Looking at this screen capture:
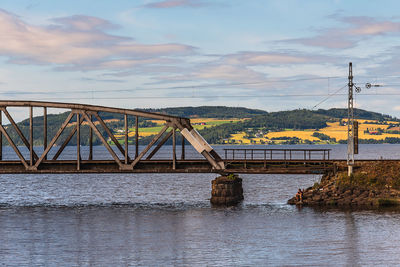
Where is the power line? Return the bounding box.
[0,76,344,95]
[312,84,347,109]
[0,94,351,100]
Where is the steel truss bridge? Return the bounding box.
[0,101,334,174]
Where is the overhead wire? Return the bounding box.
[4,75,400,101]
[311,84,347,109]
[0,76,344,96]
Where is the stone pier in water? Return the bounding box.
[210,175,244,206]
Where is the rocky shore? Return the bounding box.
[288,161,400,207]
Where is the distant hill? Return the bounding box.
[141,106,267,118]
[314,108,397,122]
[3,106,399,146]
[198,109,331,144]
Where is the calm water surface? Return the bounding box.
[1,144,400,266]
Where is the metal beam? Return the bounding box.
[0,124,29,169]
[135,115,139,158]
[34,112,74,169]
[181,132,185,160]
[0,101,226,173]
[52,115,84,160]
[0,110,2,161]
[131,125,169,168]
[1,107,39,161]
[146,130,172,160]
[0,100,187,121]
[81,111,124,169]
[89,114,93,160]
[124,114,128,164]
[77,113,80,171]
[43,107,47,160]
[30,106,33,166]
[92,112,129,161]
[172,128,176,170]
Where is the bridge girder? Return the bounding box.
[0,100,224,173]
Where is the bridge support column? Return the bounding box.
[210,174,243,206]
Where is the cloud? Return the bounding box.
[0,9,195,71]
[221,51,333,65]
[143,0,208,9]
[51,15,119,32]
[152,49,339,86]
[194,64,266,82]
[286,15,400,49]
[79,77,126,83]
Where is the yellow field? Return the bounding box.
[266,131,319,141]
[356,119,398,125]
[226,119,400,144]
[115,132,155,139]
[230,133,252,144]
[321,121,396,141]
[113,117,400,143]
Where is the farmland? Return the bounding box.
[113,113,400,145]
[227,119,400,145]
[114,118,244,141]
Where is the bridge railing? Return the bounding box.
[223,148,331,161]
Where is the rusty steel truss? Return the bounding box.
[0,101,337,174]
[0,101,225,174]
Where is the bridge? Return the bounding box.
[0,101,334,174]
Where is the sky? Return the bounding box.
[2,0,400,120]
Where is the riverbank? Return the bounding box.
[288,161,400,207]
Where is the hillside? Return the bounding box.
[2,106,400,146]
[141,106,267,118]
[315,108,397,122]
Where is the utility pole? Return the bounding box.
[347,62,354,176]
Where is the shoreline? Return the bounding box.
[288,161,400,208]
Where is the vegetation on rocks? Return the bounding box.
[288,161,400,208]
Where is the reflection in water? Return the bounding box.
[344,212,360,267]
[2,206,400,266]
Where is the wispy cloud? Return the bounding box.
[0,9,195,71]
[286,15,400,49]
[153,50,340,86]
[143,0,209,9]
[79,77,126,83]
[221,51,334,65]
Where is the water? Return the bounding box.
[1,144,400,266]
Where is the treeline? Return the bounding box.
[338,138,400,144]
[315,108,397,122]
[141,106,267,118]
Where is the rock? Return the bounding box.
[360,191,369,198]
[343,190,352,197]
[312,195,321,202]
[288,164,400,209]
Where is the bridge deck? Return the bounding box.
[0,159,335,174]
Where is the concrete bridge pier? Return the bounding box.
[210,174,244,206]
